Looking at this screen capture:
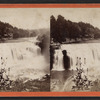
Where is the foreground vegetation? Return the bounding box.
[0,75,50,92]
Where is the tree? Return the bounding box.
[50,15,57,42]
[56,15,66,43]
[70,23,81,41]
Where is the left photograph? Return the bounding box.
[0,8,50,92]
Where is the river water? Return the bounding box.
[0,37,49,80]
[51,43,100,91]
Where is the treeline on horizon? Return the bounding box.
[51,15,100,43]
[0,21,49,41]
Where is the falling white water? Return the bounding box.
[52,49,65,71]
[61,43,100,70]
[52,43,100,78]
[0,37,49,80]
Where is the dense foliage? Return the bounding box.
[0,21,45,41]
[51,15,100,43]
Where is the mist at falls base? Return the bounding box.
[0,37,49,81]
[52,43,100,80]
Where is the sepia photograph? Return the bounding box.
[0,8,50,92]
[50,8,100,92]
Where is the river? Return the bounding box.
[0,37,49,80]
[51,43,100,91]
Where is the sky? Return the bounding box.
[0,8,100,29]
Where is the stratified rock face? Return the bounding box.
[0,37,49,80]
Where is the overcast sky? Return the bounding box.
[0,8,100,29]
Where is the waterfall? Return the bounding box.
[52,49,65,71]
[52,43,100,76]
[0,37,48,80]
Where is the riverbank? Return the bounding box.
[51,38,100,46]
[0,75,50,92]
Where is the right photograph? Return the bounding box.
[50,8,100,92]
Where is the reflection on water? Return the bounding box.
[51,70,75,91]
